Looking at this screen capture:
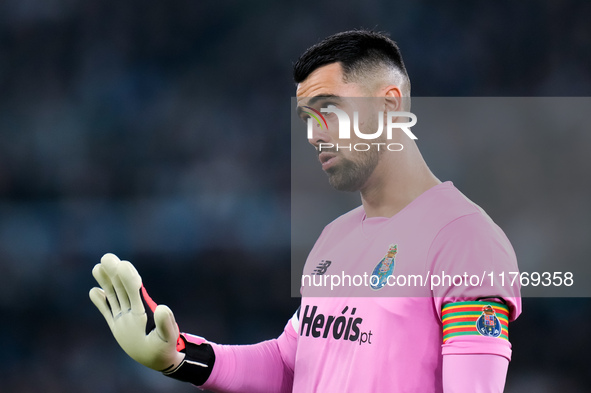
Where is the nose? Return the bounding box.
[308,120,331,149]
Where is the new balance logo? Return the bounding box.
[312,260,332,275]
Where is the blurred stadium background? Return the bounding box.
[0,0,590,392]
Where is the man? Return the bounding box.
[90,30,521,392]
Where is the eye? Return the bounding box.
[299,114,312,124]
[320,103,340,116]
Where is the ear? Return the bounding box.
[382,85,402,112]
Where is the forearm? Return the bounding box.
[164,322,296,393]
[199,338,294,393]
[442,354,508,393]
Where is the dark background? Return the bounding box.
[0,1,589,392]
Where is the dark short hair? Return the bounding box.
[293,29,409,85]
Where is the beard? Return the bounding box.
[325,147,381,192]
[323,111,386,191]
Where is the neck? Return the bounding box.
[360,142,440,218]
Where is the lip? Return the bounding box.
[318,152,337,170]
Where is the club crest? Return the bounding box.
[370,244,397,290]
[476,305,502,338]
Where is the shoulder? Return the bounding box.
[427,181,482,218]
[427,182,505,238]
[427,183,517,275]
[389,182,497,243]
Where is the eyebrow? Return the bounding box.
[296,94,341,117]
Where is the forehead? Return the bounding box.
[296,63,363,106]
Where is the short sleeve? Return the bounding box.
[428,212,522,360]
[429,212,522,322]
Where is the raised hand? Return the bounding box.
[89,253,185,372]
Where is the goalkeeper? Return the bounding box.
[91,30,521,392]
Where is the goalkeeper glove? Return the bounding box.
[89,253,215,385]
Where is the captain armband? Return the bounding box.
[441,301,509,343]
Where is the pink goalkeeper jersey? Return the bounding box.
[289,181,521,392]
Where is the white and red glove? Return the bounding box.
[90,253,215,385]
